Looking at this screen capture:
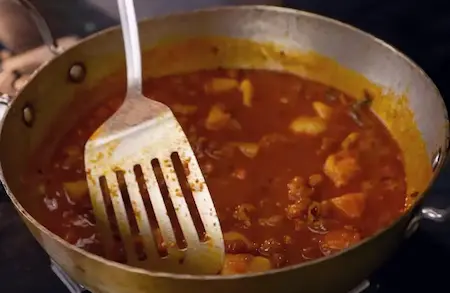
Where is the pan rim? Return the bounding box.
[1,4,448,281]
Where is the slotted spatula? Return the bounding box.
[84,0,224,274]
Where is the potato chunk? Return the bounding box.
[248,256,272,272]
[308,174,323,187]
[312,101,333,120]
[323,151,360,187]
[289,116,326,135]
[171,103,198,115]
[330,192,367,219]
[63,180,88,202]
[320,229,360,256]
[221,254,272,275]
[205,104,231,131]
[204,78,239,94]
[341,132,360,150]
[239,79,254,107]
[235,142,259,158]
[224,231,253,253]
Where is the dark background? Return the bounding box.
[286,0,450,108]
[1,0,450,292]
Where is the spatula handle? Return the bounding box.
[117,0,142,95]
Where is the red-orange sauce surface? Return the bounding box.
[24,69,406,275]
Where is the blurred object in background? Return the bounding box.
[0,36,78,98]
[283,0,450,106]
[0,0,43,53]
[0,0,282,53]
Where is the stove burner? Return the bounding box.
[51,259,372,293]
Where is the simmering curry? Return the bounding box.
[24,68,407,275]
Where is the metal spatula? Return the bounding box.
[84,0,224,274]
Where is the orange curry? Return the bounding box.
[24,69,406,275]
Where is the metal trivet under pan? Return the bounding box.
[51,259,372,293]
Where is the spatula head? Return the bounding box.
[84,95,224,274]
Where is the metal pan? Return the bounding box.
[0,5,449,293]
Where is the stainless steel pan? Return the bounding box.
[0,5,449,293]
